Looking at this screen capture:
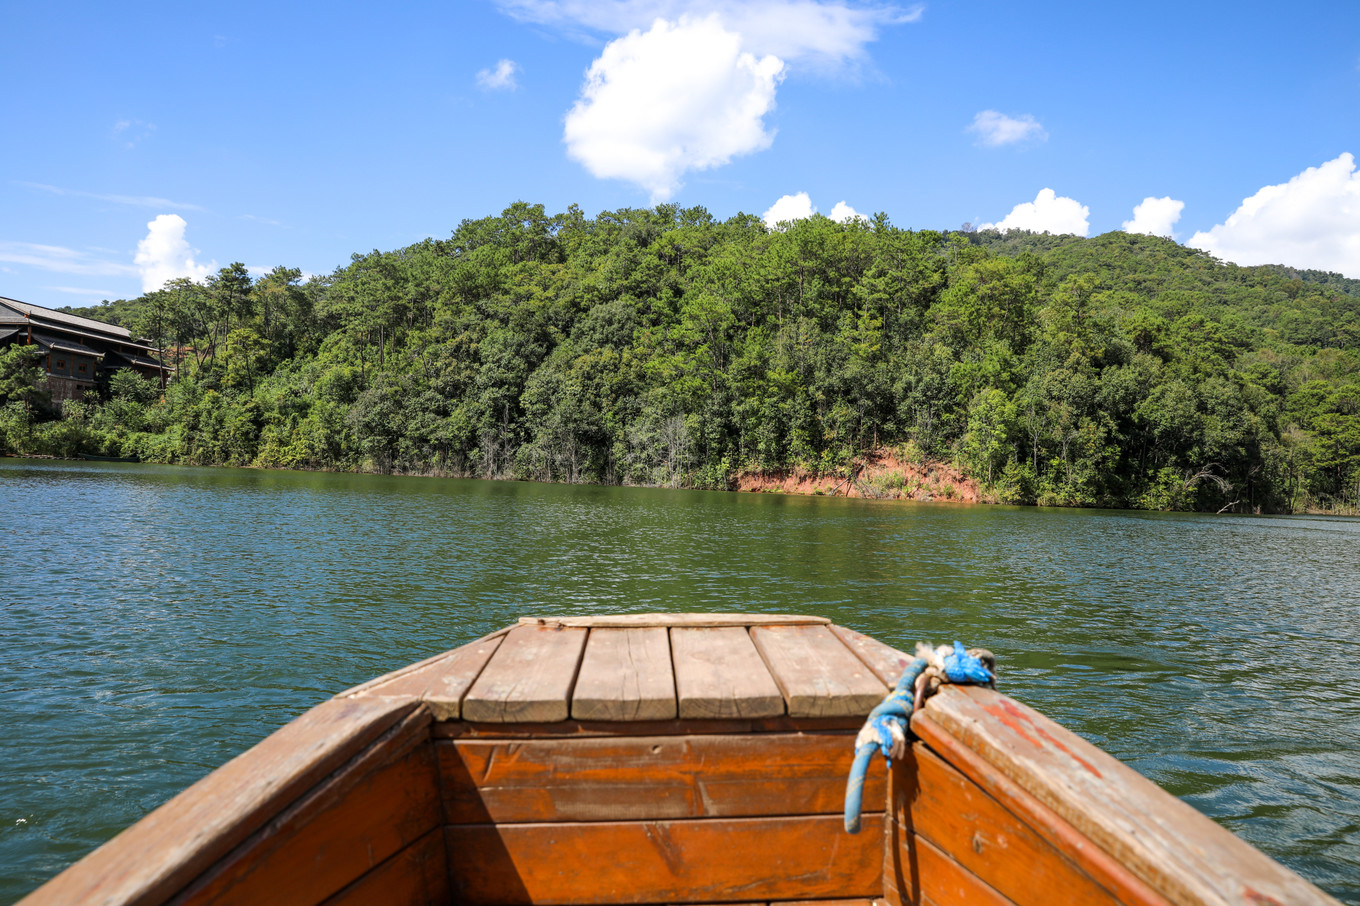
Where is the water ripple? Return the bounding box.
[1,461,1357,903]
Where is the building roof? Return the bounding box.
[31,332,104,358]
[104,348,167,370]
[0,296,133,341]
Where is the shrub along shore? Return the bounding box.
[2,203,1357,513]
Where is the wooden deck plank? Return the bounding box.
[921,685,1341,906]
[521,613,829,628]
[444,814,885,905]
[20,696,420,906]
[752,624,888,717]
[462,624,588,723]
[828,625,915,687]
[319,827,449,906]
[345,633,505,719]
[172,710,440,906]
[896,743,1126,906]
[571,627,677,721]
[671,626,785,719]
[439,732,884,823]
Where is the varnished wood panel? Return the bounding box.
[171,711,441,906]
[463,624,588,723]
[439,732,883,823]
[20,696,420,906]
[921,686,1340,906]
[912,834,1016,906]
[521,613,830,628]
[445,814,885,905]
[346,633,505,719]
[752,624,887,717]
[433,714,862,739]
[828,625,914,687]
[320,827,449,906]
[896,744,1122,906]
[911,713,1170,906]
[671,626,784,719]
[572,627,676,721]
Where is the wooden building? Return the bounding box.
[0,296,170,402]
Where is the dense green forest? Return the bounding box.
[3,202,1359,513]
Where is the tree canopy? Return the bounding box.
[26,204,1359,514]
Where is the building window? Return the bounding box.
[77,363,87,373]
[55,359,66,369]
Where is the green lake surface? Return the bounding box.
[2,458,1358,903]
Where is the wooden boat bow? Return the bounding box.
[20,613,1340,906]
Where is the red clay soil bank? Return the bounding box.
[733,450,982,503]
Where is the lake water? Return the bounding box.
[2,459,1358,903]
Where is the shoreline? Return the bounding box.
[8,452,1358,516]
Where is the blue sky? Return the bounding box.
[4,0,1359,306]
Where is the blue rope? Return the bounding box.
[843,642,993,833]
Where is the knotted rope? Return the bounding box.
[843,641,996,833]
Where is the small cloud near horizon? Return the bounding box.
[979,187,1089,236]
[134,214,216,293]
[1122,196,1184,239]
[762,193,866,228]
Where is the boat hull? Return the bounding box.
[20,615,1340,906]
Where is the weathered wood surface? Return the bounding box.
[922,685,1341,906]
[20,696,420,906]
[671,626,785,719]
[828,625,914,687]
[752,625,888,717]
[462,624,588,723]
[445,814,885,905]
[439,732,882,823]
[912,711,1170,906]
[910,835,1016,906]
[345,633,505,719]
[571,627,676,721]
[172,710,440,905]
[433,714,865,739]
[520,613,830,628]
[894,743,1125,906]
[319,828,449,906]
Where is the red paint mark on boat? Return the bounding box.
[1033,722,1103,778]
[1242,888,1283,905]
[989,699,1103,778]
[986,700,1042,747]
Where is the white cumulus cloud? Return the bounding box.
[564,16,784,201]
[134,214,215,293]
[494,1,914,68]
[763,191,815,227]
[829,201,865,222]
[980,188,1090,236]
[1122,196,1184,238]
[967,110,1047,148]
[1188,153,1360,278]
[477,59,521,90]
[762,194,865,228]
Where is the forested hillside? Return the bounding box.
[5,203,1359,513]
